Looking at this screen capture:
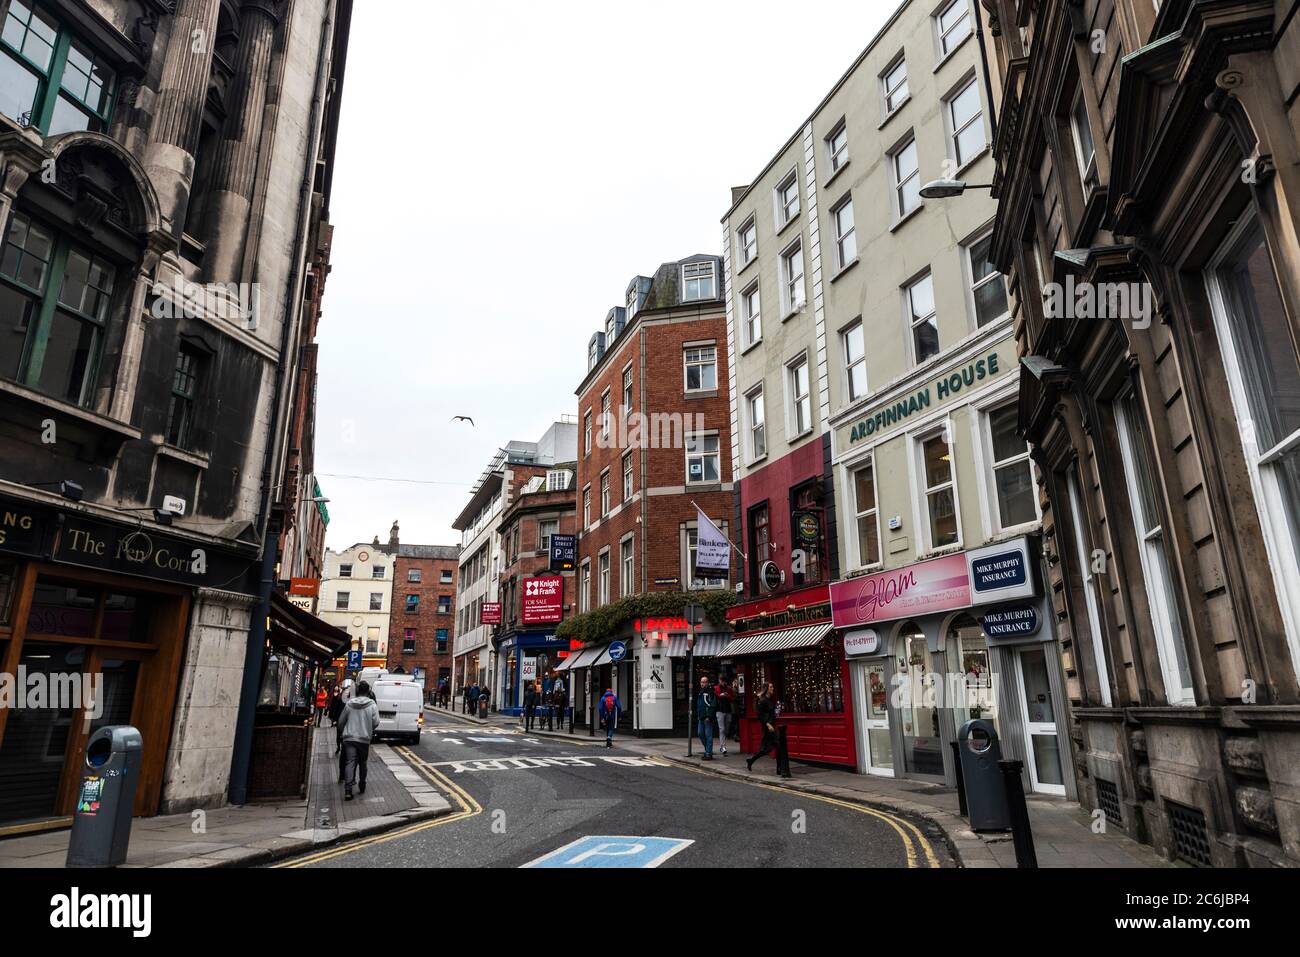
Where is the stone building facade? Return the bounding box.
[985,0,1300,866]
[0,0,352,820]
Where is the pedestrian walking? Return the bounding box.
[552,677,567,728]
[468,681,480,717]
[337,680,379,800]
[696,675,717,760]
[747,683,779,772]
[314,685,330,727]
[523,681,536,730]
[713,675,734,755]
[461,682,470,714]
[598,687,621,747]
[730,677,743,742]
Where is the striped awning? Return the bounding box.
[660,634,731,658]
[719,623,833,657]
[557,645,602,671]
[591,646,613,667]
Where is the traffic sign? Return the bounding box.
[346,649,362,671]
[608,640,627,662]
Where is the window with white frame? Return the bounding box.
[600,390,611,438]
[789,357,811,436]
[936,0,972,57]
[538,518,558,551]
[882,56,908,115]
[1114,389,1194,705]
[408,568,422,582]
[967,233,1009,326]
[626,285,638,318]
[742,281,761,346]
[546,469,570,492]
[622,451,634,500]
[583,410,592,455]
[842,320,868,402]
[1066,470,1112,706]
[853,458,881,567]
[775,169,800,226]
[686,432,721,483]
[682,260,715,301]
[598,549,610,606]
[947,77,984,168]
[620,536,634,597]
[986,403,1037,529]
[1071,88,1098,192]
[580,562,591,613]
[600,469,610,515]
[684,345,717,392]
[582,486,591,528]
[920,430,959,549]
[747,386,767,461]
[686,525,728,588]
[1205,213,1300,672]
[827,121,849,173]
[338,563,352,578]
[780,240,805,315]
[906,273,940,364]
[370,592,383,611]
[892,136,920,218]
[832,196,857,270]
[622,366,633,412]
[737,217,757,267]
[335,591,349,611]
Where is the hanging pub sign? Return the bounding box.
[759,560,785,594]
[980,603,1042,641]
[793,510,821,547]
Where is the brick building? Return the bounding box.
[494,465,577,714]
[387,543,458,696]
[563,255,738,734]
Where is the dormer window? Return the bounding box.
[626,286,638,318]
[682,261,715,301]
[1,2,116,135]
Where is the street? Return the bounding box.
[281,709,952,868]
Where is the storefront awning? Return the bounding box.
[269,591,351,663]
[558,644,603,671]
[660,634,730,658]
[591,646,613,667]
[719,623,833,657]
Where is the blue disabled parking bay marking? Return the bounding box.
[522,836,694,869]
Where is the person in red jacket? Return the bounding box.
[314,686,330,727]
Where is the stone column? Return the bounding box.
[142,0,222,236]
[203,0,281,282]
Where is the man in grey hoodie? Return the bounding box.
[337,680,380,800]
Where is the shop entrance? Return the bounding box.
[895,623,944,778]
[1017,645,1066,795]
[854,660,894,776]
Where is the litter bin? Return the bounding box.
[956,719,1011,831]
[478,696,490,718]
[66,725,143,868]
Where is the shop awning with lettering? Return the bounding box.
[719,623,833,657]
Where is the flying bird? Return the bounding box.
[450,415,475,426]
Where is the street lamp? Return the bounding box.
[918,178,994,199]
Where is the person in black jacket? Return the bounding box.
[747,682,779,772]
[523,681,538,731]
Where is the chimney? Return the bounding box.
[389,520,400,546]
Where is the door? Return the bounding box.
[857,660,894,776]
[896,624,943,777]
[1016,645,1066,795]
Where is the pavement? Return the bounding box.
[502,712,1176,868]
[0,725,452,868]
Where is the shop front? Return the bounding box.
[499,631,568,716]
[722,585,856,769]
[831,536,1074,796]
[0,492,259,828]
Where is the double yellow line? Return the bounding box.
[274,747,481,868]
[673,762,942,868]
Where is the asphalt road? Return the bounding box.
[286,709,952,868]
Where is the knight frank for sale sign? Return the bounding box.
[522,575,564,624]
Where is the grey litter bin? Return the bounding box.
[956,719,1011,832]
[66,725,143,868]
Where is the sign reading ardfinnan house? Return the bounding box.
[835,335,1017,449]
[0,493,256,591]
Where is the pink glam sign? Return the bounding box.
[830,553,971,627]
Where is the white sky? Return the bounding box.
[317,0,898,552]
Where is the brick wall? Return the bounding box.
[387,556,458,688]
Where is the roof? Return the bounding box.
[397,544,460,561]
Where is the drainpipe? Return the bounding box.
[229,0,337,805]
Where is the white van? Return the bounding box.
[372,676,424,744]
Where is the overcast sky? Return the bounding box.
[316,0,897,552]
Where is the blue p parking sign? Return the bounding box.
[522,836,694,868]
[346,650,362,671]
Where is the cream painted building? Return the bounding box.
[723,0,1070,796]
[319,535,397,662]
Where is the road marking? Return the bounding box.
[422,755,670,773]
[522,835,694,869]
[275,747,481,868]
[672,762,941,869]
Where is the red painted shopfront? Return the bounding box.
[725,584,856,769]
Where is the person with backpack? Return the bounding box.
[598,687,621,747]
[747,682,780,772]
[713,675,735,756]
[468,681,480,718]
[337,680,380,800]
[696,675,717,760]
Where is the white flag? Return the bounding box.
[695,507,731,571]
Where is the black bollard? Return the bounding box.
[776,726,792,778]
[951,740,968,818]
[998,759,1038,868]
